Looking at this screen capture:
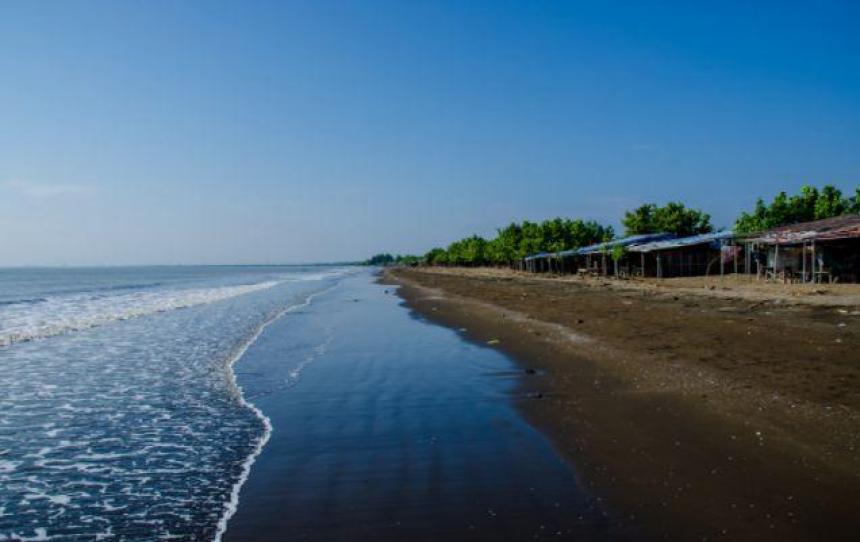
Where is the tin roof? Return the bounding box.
[524,232,676,260]
[628,230,734,253]
[566,232,676,256]
[741,214,860,245]
[523,251,553,262]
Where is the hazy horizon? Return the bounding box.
[2,0,858,266]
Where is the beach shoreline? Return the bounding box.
[384,266,860,540]
[224,271,620,541]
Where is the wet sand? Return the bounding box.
[387,267,860,541]
[224,272,626,541]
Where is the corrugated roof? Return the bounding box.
[525,233,676,260]
[568,232,676,256]
[742,214,860,245]
[523,251,553,261]
[628,230,734,253]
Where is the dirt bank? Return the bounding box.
[384,267,860,541]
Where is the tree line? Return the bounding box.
[363,253,422,266]
[734,185,860,233]
[425,219,614,266]
[366,184,859,267]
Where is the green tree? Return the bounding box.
[735,184,857,233]
[365,253,395,266]
[540,218,568,253]
[788,185,818,222]
[395,254,422,266]
[492,223,523,264]
[735,198,770,233]
[567,219,614,249]
[621,204,656,236]
[623,202,712,236]
[422,217,614,267]
[850,188,860,214]
[815,185,846,219]
[425,247,448,265]
[519,221,544,257]
[461,235,488,265]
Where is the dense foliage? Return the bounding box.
[364,253,395,265]
[424,218,613,267]
[622,202,713,237]
[368,184,859,268]
[364,253,422,266]
[734,185,860,234]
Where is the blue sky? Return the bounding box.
[1,0,858,265]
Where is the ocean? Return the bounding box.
[0,266,350,541]
[0,267,609,541]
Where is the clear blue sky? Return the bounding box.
[1,0,858,265]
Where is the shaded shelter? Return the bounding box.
[522,252,555,273]
[521,233,676,276]
[629,231,736,278]
[740,214,860,283]
[568,233,676,276]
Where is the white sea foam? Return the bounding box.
[0,267,353,540]
[213,283,339,542]
[0,281,279,347]
[285,331,333,388]
[290,269,352,282]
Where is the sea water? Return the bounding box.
[0,266,350,541]
[225,272,613,541]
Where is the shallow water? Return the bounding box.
[0,267,613,541]
[225,272,612,541]
[0,266,348,541]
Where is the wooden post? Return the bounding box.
[774,244,780,283]
[720,244,725,277]
[641,252,645,277]
[733,243,738,275]
[811,241,816,283]
[802,242,807,283]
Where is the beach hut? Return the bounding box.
[566,232,676,277]
[523,252,554,273]
[522,233,676,275]
[739,214,860,283]
[628,231,736,278]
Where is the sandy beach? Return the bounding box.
[386,267,860,541]
[224,271,623,541]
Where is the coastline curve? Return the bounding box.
[213,282,341,542]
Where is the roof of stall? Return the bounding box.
[523,232,677,261]
[523,251,553,262]
[564,232,676,256]
[741,214,860,245]
[628,230,734,253]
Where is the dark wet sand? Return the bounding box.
[224,272,629,541]
[387,267,860,541]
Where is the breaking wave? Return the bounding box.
[0,281,280,347]
[0,267,350,541]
